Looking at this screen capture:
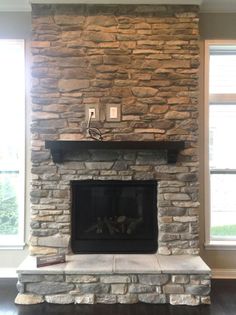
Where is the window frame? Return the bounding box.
[0,39,26,249]
[204,40,236,250]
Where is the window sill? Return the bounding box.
[0,243,25,250]
[205,241,236,250]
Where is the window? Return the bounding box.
[205,41,236,246]
[0,40,25,248]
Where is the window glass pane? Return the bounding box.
[210,51,236,94]
[211,174,236,239]
[209,104,236,169]
[0,40,25,244]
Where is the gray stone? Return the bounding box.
[170,294,200,306]
[19,275,44,283]
[138,275,169,286]
[185,285,211,296]
[75,294,95,304]
[160,223,189,233]
[38,235,70,248]
[117,294,138,304]
[16,281,25,293]
[111,284,127,295]
[85,162,114,170]
[100,276,130,284]
[78,283,110,294]
[58,79,90,92]
[164,193,191,201]
[66,275,98,283]
[201,296,211,304]
[172,275,189,284]
[26,282,74,295]
[177,173,198,182]
[129,284,155,294]
[138,293,166,304]
[45,294,74,304]
[96,294,117,304]
[31,151,50,162]
[132,87,157,98]
[163,285,184,294]
[44,275,64,282]
[15,293,44,305]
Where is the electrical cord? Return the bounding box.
[86,112,103,141]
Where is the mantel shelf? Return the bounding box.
[45,140,185,164]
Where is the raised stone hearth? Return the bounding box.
[16,254,211,305]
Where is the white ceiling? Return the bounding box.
[0,0,236,13]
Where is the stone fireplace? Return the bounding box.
[16,3,211,306]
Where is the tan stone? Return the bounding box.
[132,87,157,98]
[58,79,90,92]
[150,105,169,114]
[15,294,44,305]
[86,15,117,27]
[31,41,50,48]
[134,128,165,134]
[59,134,84,140]
[29,245,58,256]
[165,111,190,120]
[32,112,59,120]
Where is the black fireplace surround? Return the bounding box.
[71,180,158,254]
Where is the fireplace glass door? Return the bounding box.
[71,180,157,253]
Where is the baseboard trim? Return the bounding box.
[0,268,17,278]
[212,268,236,279]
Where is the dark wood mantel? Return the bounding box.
[45,140,185,164]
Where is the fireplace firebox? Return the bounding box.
[71,180,158,253]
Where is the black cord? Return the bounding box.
[86,112,103,141]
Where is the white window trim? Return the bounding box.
[204,40,236,250]
[0,39,26,249]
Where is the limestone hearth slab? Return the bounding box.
[114,254,161,273]
[65,254,114,274]
[17,256,65,275]
[158,255,211,274]
[17,254,210,276]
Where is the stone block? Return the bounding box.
[66,275,98,283]
[85,162,114,170]
[138,293,166,304]
[111,284,127,295]
[45,294,74,304]
[15,293,44,305]
[38,234,70,248]
[75,294,95,304]
[117,294,138,304]
[100,276,131,284]
[185,285,211,296]
[58,79,90,92]
[129,284,155,294]
[96,294,117,304]
[26,282,74,295]
[44,275,64,282]
[78,283,110,294]
[172,275,189,284]
[170,294,200,306]
[138,275,169,286]
[132,87,157,98]
[163,284,184,294]
[19,275,44,283]
[16,281,25,293]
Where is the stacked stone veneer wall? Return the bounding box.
[30,4,200,256]
[16,273,210,305]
